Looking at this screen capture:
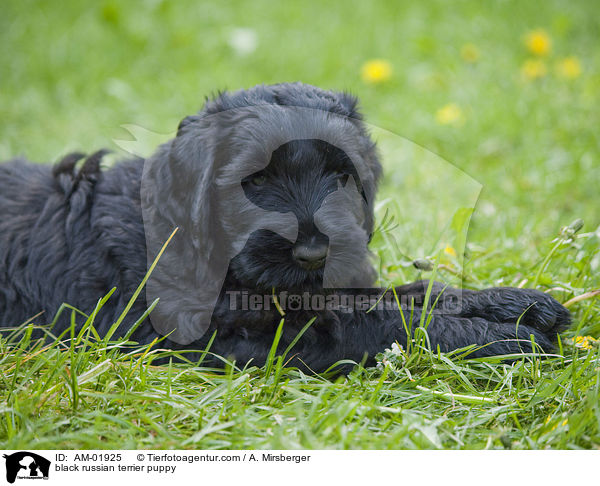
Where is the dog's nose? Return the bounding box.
[292,242,328,270]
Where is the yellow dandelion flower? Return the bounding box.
[550,419,568,431]
[444,245,457,257]
[524,29,552,56]
[361,59,392,84]
[460,43,480,63]
[573,335,597,350]
[435,103,463,126]
[556,56,582,79]
[521,59,547,80]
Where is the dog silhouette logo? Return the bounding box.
[3,452,51,483]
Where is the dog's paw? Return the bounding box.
[518,289,571,333]
[472,287,571,333]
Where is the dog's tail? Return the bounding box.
[52,150,109,194]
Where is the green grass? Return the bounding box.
[1,0,599,449]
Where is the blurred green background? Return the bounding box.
[1,0,600,451]
[1,0,598,272]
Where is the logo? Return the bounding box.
[3,452,51,483]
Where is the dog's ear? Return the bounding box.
[176,115,202,136]
[361,145,380,240]
[141,115,229,345]
[337,92,362,119]
[340,135,379,242]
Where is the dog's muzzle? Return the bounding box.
[292,241,328,270]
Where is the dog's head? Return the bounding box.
[142,83,382,343]
[230,137,378,291]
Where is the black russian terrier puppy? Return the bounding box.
[0,83,570,371]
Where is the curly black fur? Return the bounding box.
[0,82,571,372]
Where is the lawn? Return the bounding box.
[0,0,599,449]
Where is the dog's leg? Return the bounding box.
[448,287,571,333]
[205,285,569,372]
[336,305,559,366]
[394,280,570,334]
[396,309,558,357]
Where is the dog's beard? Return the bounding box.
[228,228,375,292]
[228,230,373,292]
[229,230,327,291]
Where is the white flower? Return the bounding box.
[228,28,258,55]
[390,342,404,355]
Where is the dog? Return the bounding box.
[0,82,570,372]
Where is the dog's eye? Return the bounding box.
[334,172,350,185]
[333,170,349,181]
[251,175,267,186]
